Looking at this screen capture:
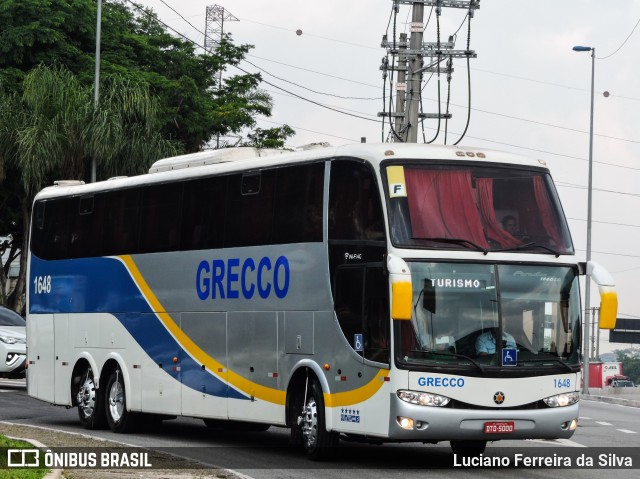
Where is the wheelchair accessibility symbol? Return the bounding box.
[354,334,363,352]
[502,348,517,366]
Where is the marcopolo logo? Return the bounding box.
[196,255,290,300]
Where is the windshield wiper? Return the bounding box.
[495,242,560,258]
[411,237,489,255]
[518,357,574,372]
[410,349,486,373]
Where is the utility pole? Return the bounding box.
[405,2,425,143]
[205,5,239,148]
[379,1,480,143]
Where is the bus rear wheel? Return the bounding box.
[104,368,138,433]
[300,378,338,460]
[76,365,105,429]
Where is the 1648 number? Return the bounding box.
[33,275,52,294]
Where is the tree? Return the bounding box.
[614,349,640,385]
[243,125,296,149]
[0,0,286,152]
[0,64,177,311]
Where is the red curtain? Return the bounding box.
[476,178,521,248]
[405,169,489,248]
[533,176,563,247]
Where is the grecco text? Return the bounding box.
[418,376,465,387]
[197,256,290,300]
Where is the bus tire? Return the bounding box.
[76,365,106,430]
[300,378,338,460]
[104,368,138,433]
[450,440,487,456]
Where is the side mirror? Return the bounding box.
[586,261,618,329]
[387,254,412,320]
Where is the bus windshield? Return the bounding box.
[385,163,574,254]
[396,262,581,370]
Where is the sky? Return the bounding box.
[133,0,640,355]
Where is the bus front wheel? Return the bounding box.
[104,368,138,433]
[299,378,338,460]
[76,365,105,429]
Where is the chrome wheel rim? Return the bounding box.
[301,395,319,448]
[108,379,124,422]
[77,373,96,418]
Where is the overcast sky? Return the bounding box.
[134,0,640,355]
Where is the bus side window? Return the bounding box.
[333,267,364,354]
[69,195,104,258]
[103,189,141,255]
[139,183,183,253]
[329,160,385,241]
[364,266,390,363]
[333,265,390,364]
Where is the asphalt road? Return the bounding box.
[1,379,639,479]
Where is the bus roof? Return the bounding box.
[35,143,549,201]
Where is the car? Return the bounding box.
[611,379,636,388]
[0,305,26,379]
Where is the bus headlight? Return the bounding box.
[543,392,579,407]
[397,390,451,407]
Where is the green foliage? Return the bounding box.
[243,125,296,149]
[0,0,280,309]
[0,435,49,478]
[613,348,640,384]
[0,64,177,310]
[0,0,276,151]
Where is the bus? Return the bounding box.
[26,143,618,459]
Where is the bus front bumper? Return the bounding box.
[388,394,579,441]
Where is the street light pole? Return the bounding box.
[92,0,102,183]
[573,45,595,394]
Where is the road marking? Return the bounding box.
[529,438,587,447]
[616,429,637,434]
[596,421,613,426]
[579,416,592,420]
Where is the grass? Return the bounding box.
[0,435,50,479]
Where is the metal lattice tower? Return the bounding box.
[204,4,239,53]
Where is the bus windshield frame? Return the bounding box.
[383,161,574,255]
[395,261,582,374]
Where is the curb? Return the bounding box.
[581,394,640,408]
[6,436,62,479]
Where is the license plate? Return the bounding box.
[484,421,515,434]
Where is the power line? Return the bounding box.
[567,217,640,229]
[130,1,640,177]
[598,15,640,60]
[556,181,640,199]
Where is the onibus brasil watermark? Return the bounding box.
[6,449,152,469]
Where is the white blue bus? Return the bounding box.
[26,143,617,459]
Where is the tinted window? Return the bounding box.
[273,163,324,244]
[329,160,384,241]
[139,183,183,253]
[181,175,227,250]
[225,170,276,247]
[103,188,141,255]
[30,162,326,260]
[68,195,104,258]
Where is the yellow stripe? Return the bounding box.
[325,369,389,407]
[120,255,388,407]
